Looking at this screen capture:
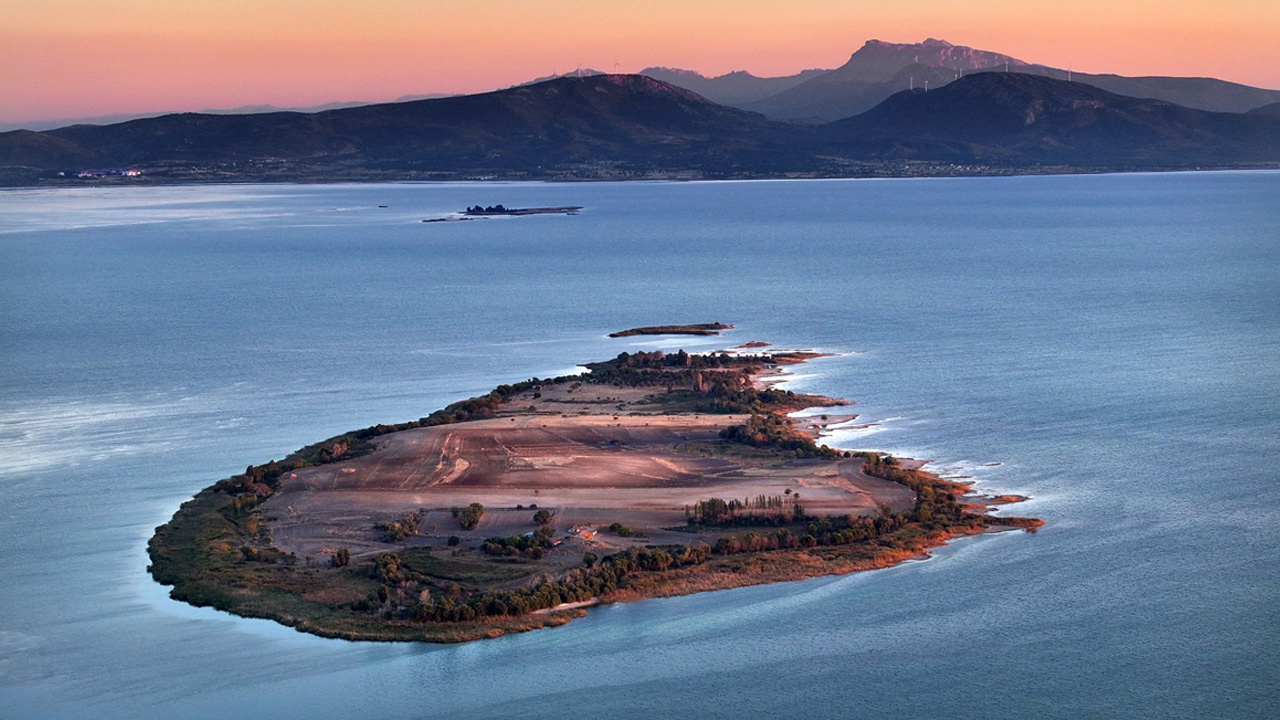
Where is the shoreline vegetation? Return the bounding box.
[148,337,1042,643]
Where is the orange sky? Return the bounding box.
[2,0,1277,126]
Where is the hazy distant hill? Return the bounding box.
[1004,68,1280,115]
[741,39,1027,119]
[0,97,456,134]
[0,129,100,166]
[818,72,1280,165]
[638,67,829,106]
[1246,101,1280,117]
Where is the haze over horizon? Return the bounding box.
[3,0,1278,127]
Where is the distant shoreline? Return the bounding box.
[11,163,1280,190]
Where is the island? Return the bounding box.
[148,343,1041,643]
[422,205,582,222]
[608,322,733,337]
[463,204,582,216]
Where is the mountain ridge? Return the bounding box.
[3,72,1278,186]
[638,67,830,106]
[818,72,1280,165]
[1,75,812,183]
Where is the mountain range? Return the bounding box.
[651,39,1280,120]
[2,39,1278,186]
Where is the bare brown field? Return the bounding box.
[265,405,914,562]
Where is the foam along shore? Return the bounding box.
[148,342,1041,643]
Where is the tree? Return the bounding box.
[458,503,484,530]
[330,547,350,567]
[373,553,402,583]
[533,509,555,526]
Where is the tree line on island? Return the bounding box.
[323,452,1006,625]
[184,443,1028,630]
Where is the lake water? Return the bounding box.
[1,173,1277,719]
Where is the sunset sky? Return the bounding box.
[3,0,1278,126]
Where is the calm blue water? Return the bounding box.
[1,174,1277,719]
